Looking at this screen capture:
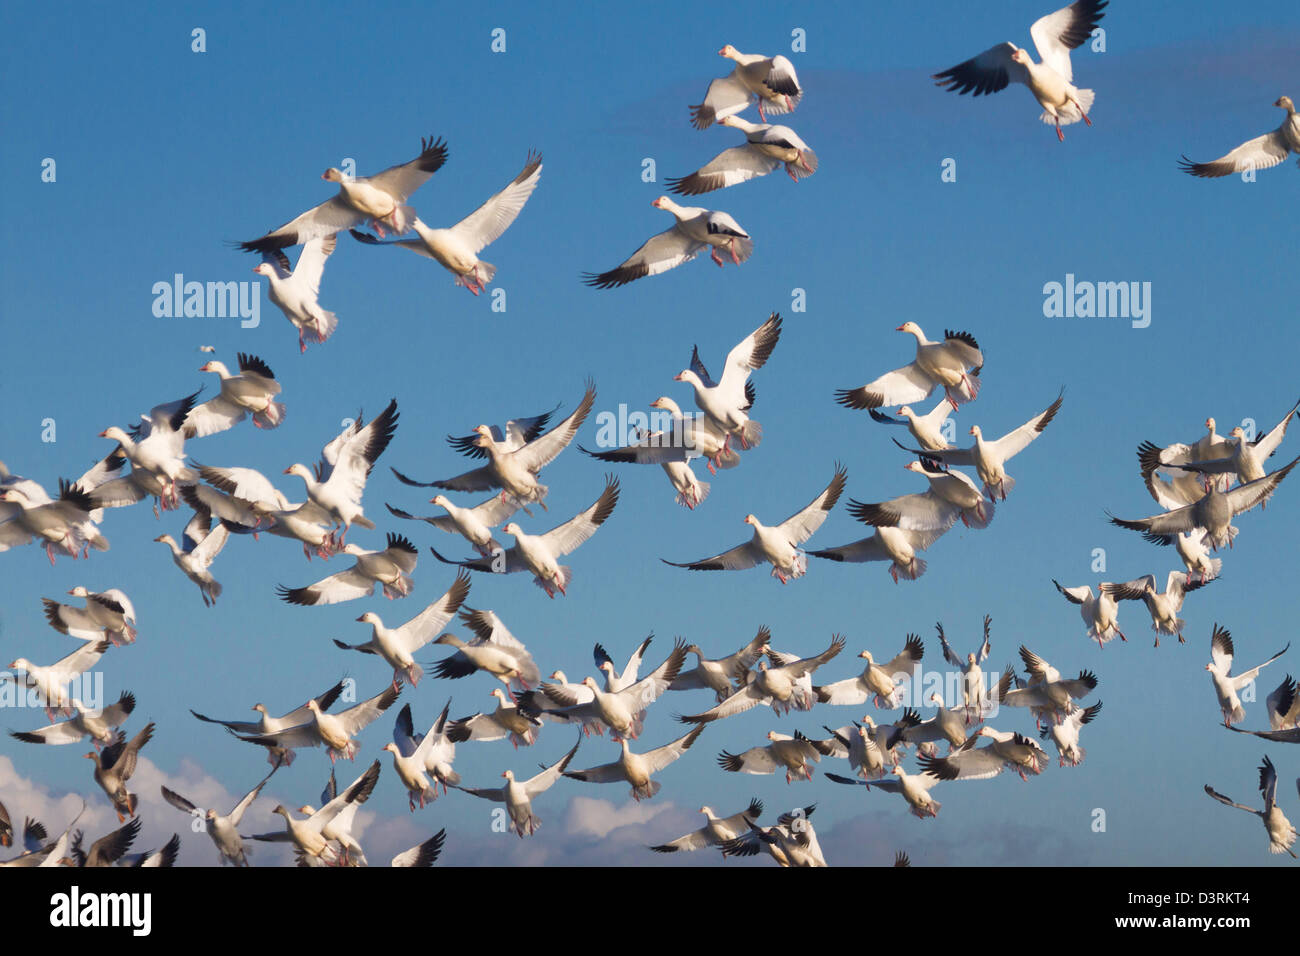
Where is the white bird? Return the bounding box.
[812,720,892,780]
[649,798,764,856]
[153,508,230,607]
[681,636,845,723]
[827,765,944,819]
[237,684,402,764]
[1180,97,1300,178]
[669,627,771,701]
[1204,756,1297,858]
[895,391,1065,501]
[428,606,540,690]
[809,521,955,584]
[814,635,925,709]
[283,398,399,550]
[664,463,845,584]
[249,761,381,867]
[868,398,959,452]
[293,769,373,867]
[189,679,347,768]
[581,395,742,475]
[6,640,110,718]
[97,391,202,512]
[689,44,802,127]
[0,470,110,563]
[42,588,137,645]
[937,617,993,722]
[1140,530,1223,586]
[392,701,460,798]
[594,636,656,693]
[583,196,752,288]
[848,458,992,532]
[660,459,711,511]
[390,830,446,867]
[453,737,581,837]
[1053,580,1128,647]
[672,312,782,453]
[431,475,620,598]
[667,115,816,194]
[350,151,542,295]
[718,730,823,784]
[382,709,447,812]
[237,136,448,253]
[254,236,340,352]
[278,533,419,606]
[835,323,983,412]
[401,382,595,510]
[1101,572,1214,646]
[1162,400,1297,488]
[1041,700,1103,767]
[900,693,975,753]
[11,691,135,748]
[1108,456,1299,552]
[562,726,704,802]
[933,0,1108,142]
[447,688,544,749]
[1136,419,1235,509]
[994,648,1098,724]
[183,354,285,436]
[1205,624,1289,727]
[161,771,275,866]
[334,571,472,687]
[719,805,825,867]
[189,464,335,559]
[386,493,522,558]
[928,727,1050,781]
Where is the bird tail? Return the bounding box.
[676,480,710,510]
[310,309,339,344]
[352,516,376,530]
[406,662,424,687]
[1043,87,1094,125]
[740,420,763,449]
[985,476,1015,499]
[789,147,818,179]
[713,446,742,470]
[253,402,287,430]
[389,204,417,235]
[457,262,496,290]
[896,557,927,581]
[208,580,223,601]
[1203,558,1224,581]
[963,498,995,530]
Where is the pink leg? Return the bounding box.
[710,247,723,267]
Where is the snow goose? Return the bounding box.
[849,458,991,532]
[152,506,230,607]
[679,635,845,722]
[581,395,741,474]
[663,462,845,584]
[428,606,539,690]
[828,765,944,819]
[238,135,448,253]
[430,475,620,597]
[528,671,599,729]
[45,587,136,645]
[0,478,108,563]
[582,196,753,288]
[894,391,1064,500]
[815,634,925,709]
[868,398,958,452]
[97,390,202,512]
[937,618,992,722]
[392,404,560,481]
[183,354,285,436]
[392,701,460,797]
[994,649,1098,724]
[525,640,688,740]
[453,737,581,837]
[933,0,1108,142]
[349,151,541,295]
[1204,756,1297,858]
[593,636,655,694]
[161,771,274,866]
[673,312,782,453]
[291,772,372,867]
[189,464,335,558]
[254,236,340,352]
[1041,700,1102,767]
[86,722,154,821]
[6,639,110,718]
[649,798,764,855]
[1205,624,1289,727]
[448,688,544,748]
[835,324,983,411]
[720,806,825,867]
[391,830,446,867]
[1162,399,1297,489]
[382,707,452,811]
[30,803,85,869]
[1109,455,1299,551]
[69,818,141,867]
[0,816,53,867]
[1052,579,1127,647]
[386,493,521,558]
[919,728,1049,782]
[1140,530,1223,586]
[1136,420,1234,509]
[690,45,802,127]
[667,115,816,194]
[658,459,711,510]
[334,571,472,687]
[250,760,381,866]
[11,691,135,749]
[1100,572,1213,646]
[399,381,595,510]
[278,532,418,605]
[1265,674,1300,731]
[237,683,401,764]
[812,721,891,779]
[718,730,822,784]
[118,833,181,868]
[563,725,704,802]
[1180,97,1300,178]
[669,627,771,701]
[900,692,974,752]
[189,679,346,769]
[283,398,399,550]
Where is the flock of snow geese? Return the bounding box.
[3,0,1300,868]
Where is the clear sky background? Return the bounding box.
[1,0,1297,867]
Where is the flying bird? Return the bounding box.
[1179,97,1300,178]
[583,197,752,288]
[690,45,802,127]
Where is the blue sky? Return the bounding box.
[1,0,1298,866]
